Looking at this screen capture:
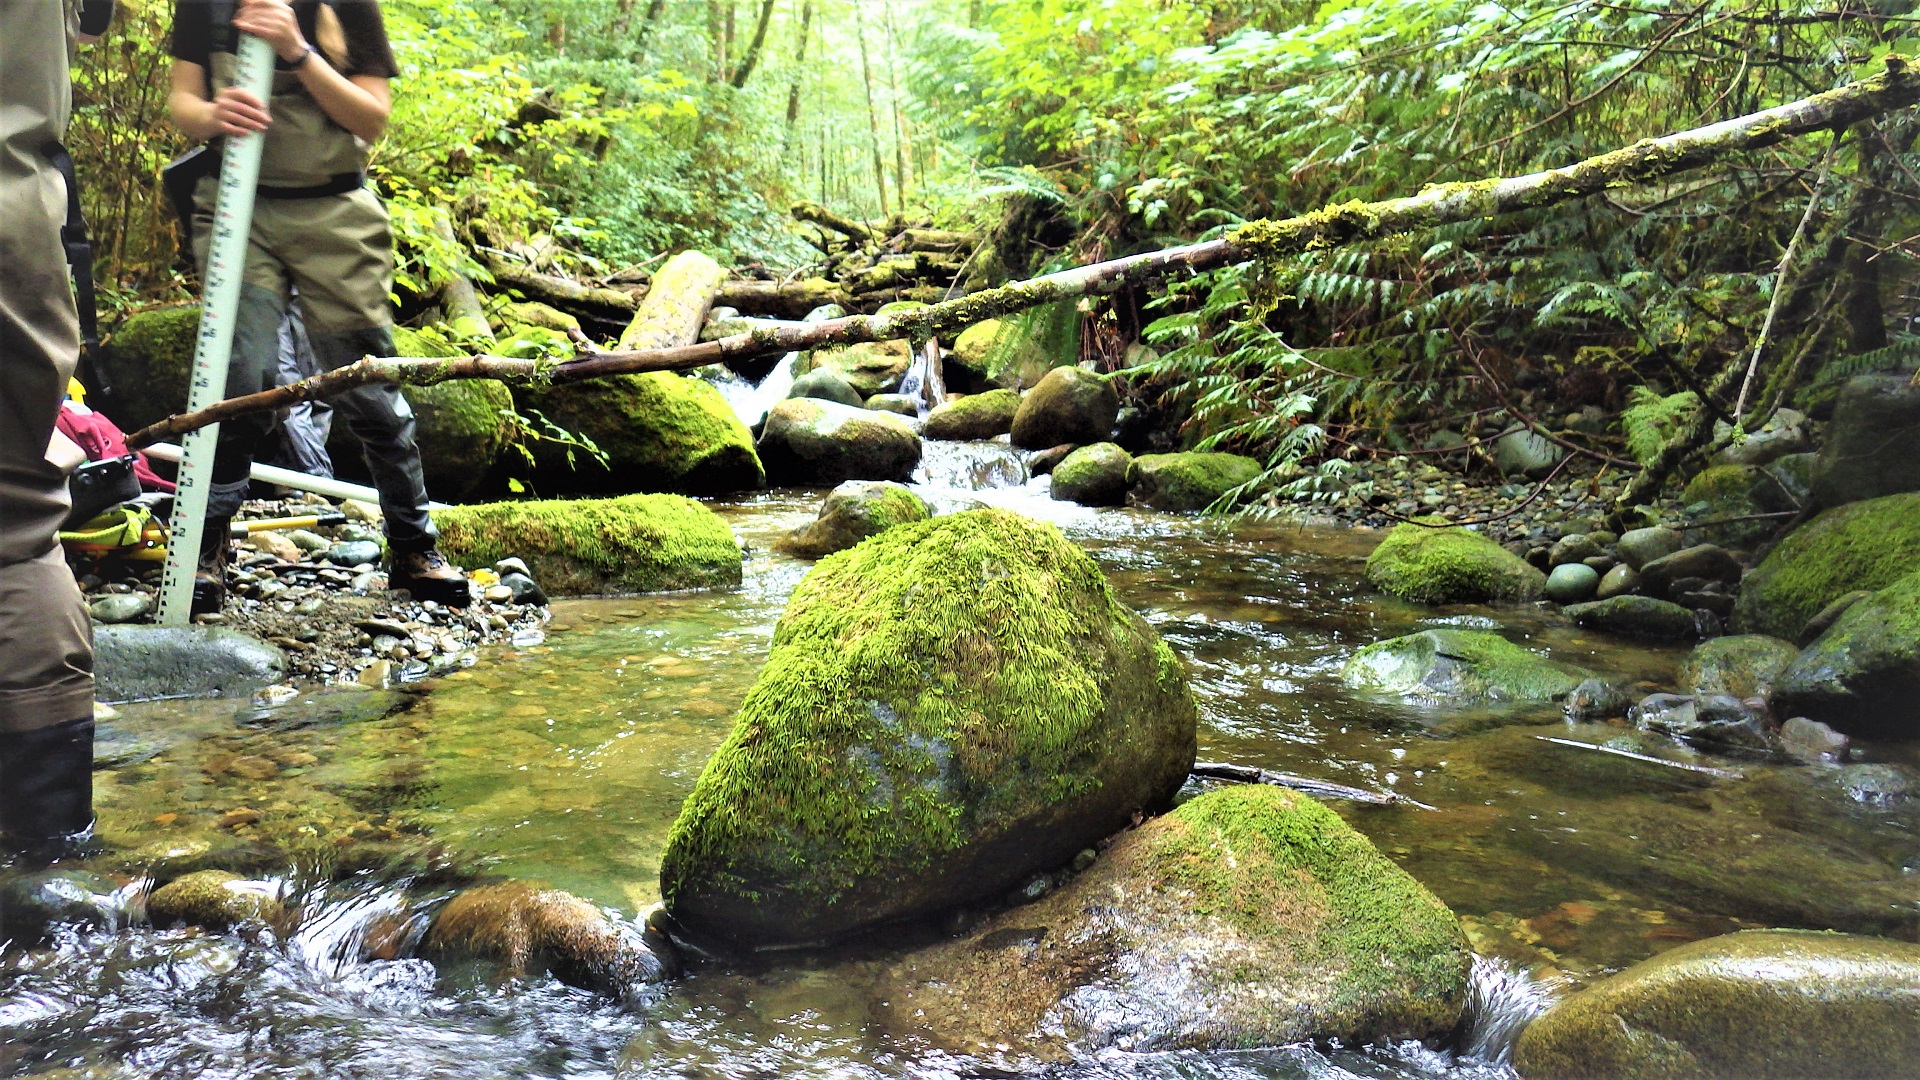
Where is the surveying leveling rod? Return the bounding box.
[157,33,276,627]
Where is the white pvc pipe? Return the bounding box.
[145,442,449,510]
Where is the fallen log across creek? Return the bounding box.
[124,58,1920,451]
[1190,761,1438,809]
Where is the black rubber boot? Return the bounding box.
[191,517,231,616]
[0,717,97,865]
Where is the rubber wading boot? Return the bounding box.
[390,548,473,608]
[0,718,98,865]
[191,517,231,615]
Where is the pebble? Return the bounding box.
[90,592,154,624]
[245,531,304,562]
[285,529,331,554]
[218,807,262,828]
[327,540,384,568]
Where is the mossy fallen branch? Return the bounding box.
[125,59,1920,451]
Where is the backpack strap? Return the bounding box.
[41,141,107,398]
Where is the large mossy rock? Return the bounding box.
[1010,367,1119,449]
[799,340,914,397]
[1050,442,1132,507]
[1680,464,1794,550]
[1681,634,1799,700]
[658,509,1198,950]
[1129,451,1262,512]
[1771,569,1920,739]
[924,388,1020,440]
[786,367,865,408]
[1730,492,1920,640]
[876,784,1471,1058]
[1812,375,1920,508]
[517,371,764,496]
[773,480,931,559]
[422,882,675,1004]
[96,304,199,434]
[1513,930,1920,1080]
[1562,595,1698,640]
[756,397,922,486]
[432,494,741,596]
[356,326,514,502]
[147,870,291,933]
[1364,519,1547,604]
[1342,629,1588,705]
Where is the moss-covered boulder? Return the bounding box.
[876,784,1471,1057]
[1811,375,1920,508]
[432,494,741,596]
[924,388,1020,440]
[1364,519,1547,604]
[1563,595,1698,640]
[1681,634,1799,700]
[1129,451,1262,512]
[517,371,764,496]
[774,480,931,558]
[1050,442,1132,507]
[658,509,1198,950]
[1010,367,1119,449]
[1771,569,1920,739]
[146,870,291,933]
[756,397,922,486]
[1681,464,1794,549]
[351,326,515,502]
[799,339,914,397]
[787,368,865,408]
[1342,629,1589,705]
[422,882,676,1004]
[97,304,199,434]
[948,318,1003,378]
[1730,492,1920,640]
[1513,930,1920,1080]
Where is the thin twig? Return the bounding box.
[1191,761,1436,810]
[1534,735,1744,779]
[1735,133,1840,420]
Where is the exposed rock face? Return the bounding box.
[1730,492,1920,640]
[423,882,676,1004]
[876,785,1472,1059]
[1514,930,1920,1080]
[432,494,742,596]
[1342,629,1589,705]
[658,510,1198,951]
[1048,443,1132,507]
[774,481,931,559]
[1811,375,1920,507]
[924,389,1021,441]
[94,627,286,704]
[1010,367,1119,449]
[1771,569,1920,739]
[518,371,765,496]
[1128,452,1262,512]
[1364,519,1547,604]
[756,398,923,486]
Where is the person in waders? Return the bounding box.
[167,0,469,612]
[0,0,114,862]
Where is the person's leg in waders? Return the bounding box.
[0,0,99,862]
[268,302,335,479]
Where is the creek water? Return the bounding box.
[7,439,1920,1080]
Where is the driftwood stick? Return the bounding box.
[1191,761,1437,810]
[1533,736,1745,779]
[124,61,1920,451]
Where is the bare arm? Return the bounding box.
[169,59,271,143]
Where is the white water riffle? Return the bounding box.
[709,350,800,429]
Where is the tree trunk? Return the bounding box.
[715,277,853,318]
[730,0,778,88]
[618,251,729,351]
[883,0,909,204]
[124,61,1920,450]
[633,0,667,57]
[479,259,641,322]
[856,12,889,215]
[431,210,494,343]
[785,0,814,127]
[791,200,875,243]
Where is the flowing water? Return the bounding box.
[8,440,1920,1080]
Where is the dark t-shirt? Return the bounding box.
[170,0,398,80]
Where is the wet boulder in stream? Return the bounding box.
[1010,367,1119,449]
[1730,492,1920,641]
[1364,519,1547,604]
[757,398,923,485]
[1342,629,1589,705]
[1128,451,1262,512]
[658,509,1198,950]
[774,481,931,558]
[1771,568,1920,740]
[432,494,742,596]
[1048,442,1132,507]
[923,388,1020,440]
[423,882,677,1004]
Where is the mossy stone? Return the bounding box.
[495,301,580,334]
[432,494,741,596]
[788,368,865,408]
[518,371,764,496]
[1563,595,1698,640]
[756,397,922,486]
[950,319,1003,371]
[1128,451,1262,512]
[876,784,1471,1057]
[923,388,1020,440]
[1010,367,1119,449]
[146,870,290,933]
[774,480,931,558]
[423,881,675,1003]
[1681,464,1792,549]
[1050,442,1132,507]
[97,304,200,434]
[659,509,1198,950]
[1771,568,1920,739]
[1811,375,1920,507]
[370,326,513,501]
[1730,492,1920,639]
[1364,519,1547,604]
[1513,929,1920,1080]
[798,340,914,397]
[1681,634,1799,700]
[1342,629,1589,704]
[1545,562,1601,603]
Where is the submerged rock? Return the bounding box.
[518,371,765,496]
[433,494,742,596]
[1562,596,1697,640]
[94,627,286,704]
[1010,367,1119,449]
[1770,569,1920,739]
[1128,451,1262,512]
[1681,634,1799,700]
[1343,629,1588,705]
[756,398,922,485]
[1364,519,1547,604]
[423,882,676,1004]
[924,389,1020,440]
[876,785,1472,1058]
[658,509,1198,950]
[146,870,290,933]
[774,481,931,558]
[1563,678,1634,723]
[1630,693,1772,754]
[1730,492,1920,640]
[1513,929,1920,1080]
[0,870,121,945]
[1048,442,1132,507]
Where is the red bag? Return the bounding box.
[56,402,176,494]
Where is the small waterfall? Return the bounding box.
[711,350,801,429]
[895,341,946,417]
[913,439,1029,492]
[1456,954,1558,1064]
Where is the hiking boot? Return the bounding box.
[191,517,231,615]
[390,547,473,607]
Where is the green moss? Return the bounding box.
[1771,568,1920,736]
[432,493,742,596]
[519,371,764,495]
[1681,464,1791,549]
[923,388,1020,440]
[1128,451,1263,512]
[1051,442,1133,507]
[950,319,1004,368]
[1343,628,1587,703]
[797,340,914,397]
[1365,518,1548,604]
[1139,785,1469,1038]
[1731,492,1920,639]
[1682,634,1800,699]
[100,304,201,432]
[660,508,1196,946]
[383,327,514,501]
[147,870,289,932]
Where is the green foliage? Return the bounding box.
[1622,387,1700,465]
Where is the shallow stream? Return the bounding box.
[7,441,1919,1079]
